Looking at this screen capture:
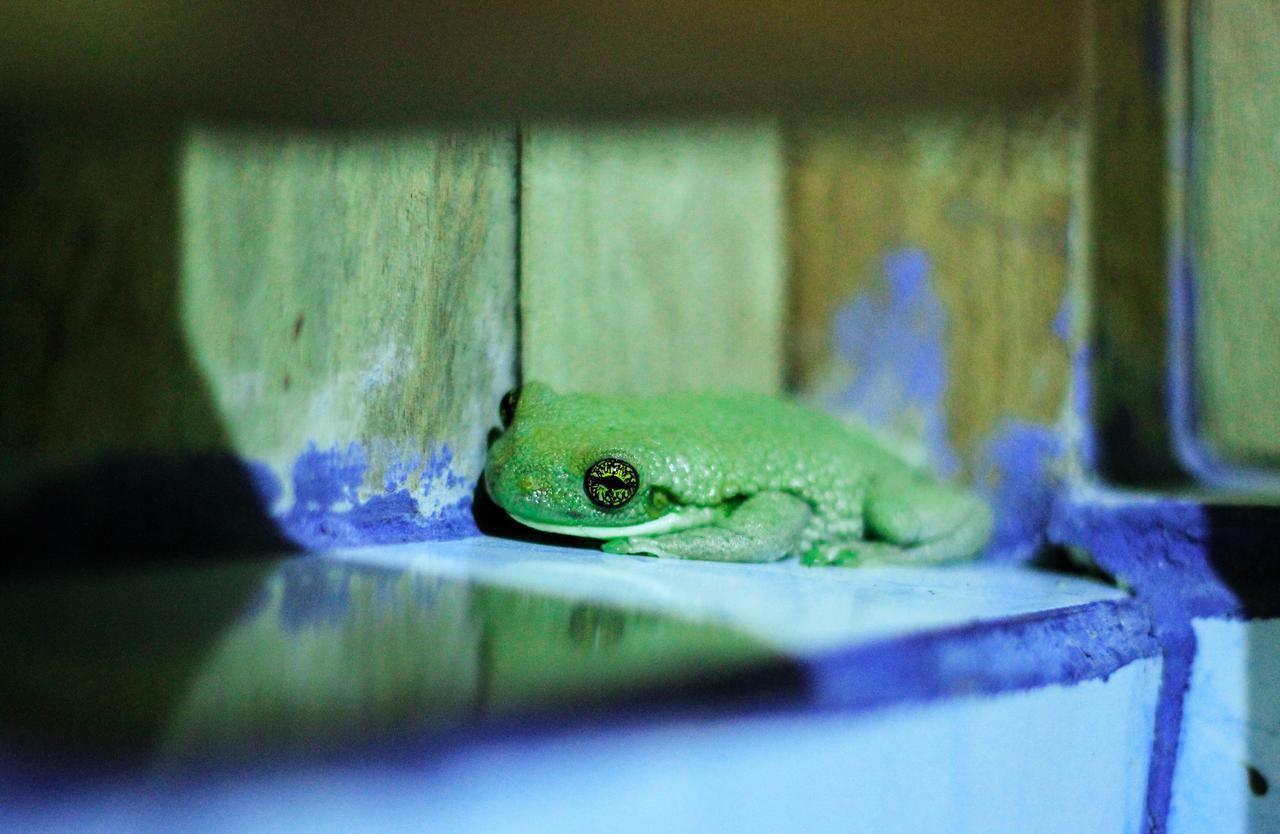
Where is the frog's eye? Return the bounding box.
[584,458,639,510]
[499,387,521,429]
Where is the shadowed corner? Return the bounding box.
[0,119,295,768]
[0,453,298,578]
[0,117,299,572]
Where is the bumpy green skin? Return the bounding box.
[485,382,993,566]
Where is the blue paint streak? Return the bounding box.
[809,598,1158,710]
[1052,292,1097,467]
[1048,498,1206,834]
[1047,496,1280,833]
[257,443,479,551]
[975,421,1064,563]
[1072,345,1097,468]
[246,459,284,510]
[1052,295,1073,344]
[832,248,957,476]
[1047,496,1273,624]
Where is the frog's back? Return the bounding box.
[656,390,897,457]
[639,390,908,500]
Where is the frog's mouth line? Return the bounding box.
[506,506,720,540]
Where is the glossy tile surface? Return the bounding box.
[1,536,1127,765]
[336,536,1127,653]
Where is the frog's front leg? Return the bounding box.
[602,491,811,563]
[804,478,992,567]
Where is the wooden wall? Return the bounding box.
[520,121,785,395]
[0,124,517,556]
[15,0,1265,558]
[1190,1,1280,468]
[787,108,1076,472]
[180,127,517,540]
[0,109,1083,560]
[786,107,1079,557]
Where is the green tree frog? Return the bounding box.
[484,382,992,566]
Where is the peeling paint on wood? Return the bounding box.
[786,106,1077,559]
[0,124,518,553]
[787,108,1075,467]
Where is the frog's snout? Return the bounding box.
[513,473,582,517]
[518,474,550,495]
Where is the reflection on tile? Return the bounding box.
[1,536,1125,766]
[1,546,775,765]
[332,537,1127,654]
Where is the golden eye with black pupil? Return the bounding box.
[499,387,520,428]
[584,458,639,509]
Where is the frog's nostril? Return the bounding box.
[519,474,546,494]
[499,387,521,428]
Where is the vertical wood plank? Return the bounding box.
[520,120,785,395]
[1191,1,1280,466]
[0,124,518,553]
[787,107,1076,475]
[181,128,516,531]
[786,107,1078,560]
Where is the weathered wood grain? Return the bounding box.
[520,120,785,395]
[2,1,1080,123]
[1190,1,1280,467]
[786,106,1076,478]
[182,127,517,521]
[0,124,518,552]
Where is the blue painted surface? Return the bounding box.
[258,443,479,549]
[265,545,1154,717]
[1049,494,1280,620]
[1049,493,1280,833]
[345,538,1131,654]
[1051,295,1074,344]
[1051,291,1097,469]
[1168,617,1280,833]
[830,248,958,477]
[1071,343,1097,468]
[829,250,1085,563]
[1049,496,1199,834]
[975,421,1064,563]
[809,597,1157,710]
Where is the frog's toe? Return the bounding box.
[802,543,855,567]
[804,541,905,567]
[601,537,635,555]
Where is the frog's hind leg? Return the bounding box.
[804,480,992,567]
[602,491,811,563]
